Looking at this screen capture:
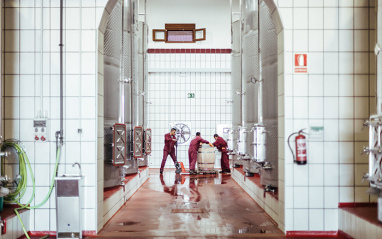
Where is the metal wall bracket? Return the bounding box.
[251,77,262,84]
[375,43,382,56]
[235,90,245,95]
[119,78,132,83]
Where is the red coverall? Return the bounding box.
[188,136,210,171]
[213,136,230,171]
[160,133,177,171]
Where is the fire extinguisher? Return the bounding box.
[288,129,307,165]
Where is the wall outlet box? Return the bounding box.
[34,119,48,142]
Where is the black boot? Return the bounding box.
[189,170,197,175]
[219,169,231,174]
[175,162,181,174]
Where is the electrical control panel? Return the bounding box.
[34,119,48,142]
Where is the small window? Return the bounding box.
[153,29,166,41]
[167,30,194,42]
[194,28,206,41]
[152,24,206,43]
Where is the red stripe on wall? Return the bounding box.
[286,231,338,237]
[147,48,232,53]
[338,202,377,208]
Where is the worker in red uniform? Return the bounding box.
[213,134,231,173]
[160,128,179,174]
[188,132,213,174]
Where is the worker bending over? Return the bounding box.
[188,132,213,174]
[213,134,231,173]
[160,128,180,174]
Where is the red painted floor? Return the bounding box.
[83,170,352,238]
[19,169,354,238]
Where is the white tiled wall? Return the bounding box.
[276,0,376,232]
[1,0,109,233]
[147,53,231,169]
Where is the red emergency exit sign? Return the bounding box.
[294,53,308,73]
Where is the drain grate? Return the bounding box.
[117,221,139,226]
[171,209,205,213]
[239,227,268,234]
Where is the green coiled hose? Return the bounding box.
[1,142,34,204]
[1,141,61,239]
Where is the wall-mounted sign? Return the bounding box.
[309,126,324,141]
[294,53,308,74]
[188,93,195,98]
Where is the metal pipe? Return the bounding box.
[120,0,125,123]
[378,0,382,115]
[0,4,2,144]
[257,0,263,124]
[72,162,82,176]
[40,1,44,117]
[143,0,148,127]
[374,0,382,224]
[142,10,145,128]
[240,0,244,127]
[132,7,141,127]
[132,0,139,127]
[129,0,133,126]
[144,0,147,22]
[59,0,64,145]
[230,0,232,44]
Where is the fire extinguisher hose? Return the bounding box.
[287,132,298,162]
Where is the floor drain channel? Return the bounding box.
[239,227,269,234]
[117,222,139,226]
[171,209,205,213]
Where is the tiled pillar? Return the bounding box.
[277,0,376,233]
[2,0,109,232]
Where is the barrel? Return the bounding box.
[197,145,215,171]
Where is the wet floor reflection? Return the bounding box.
[96,171,285,238]
[159,173,230,203]
[153,172,278,236]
